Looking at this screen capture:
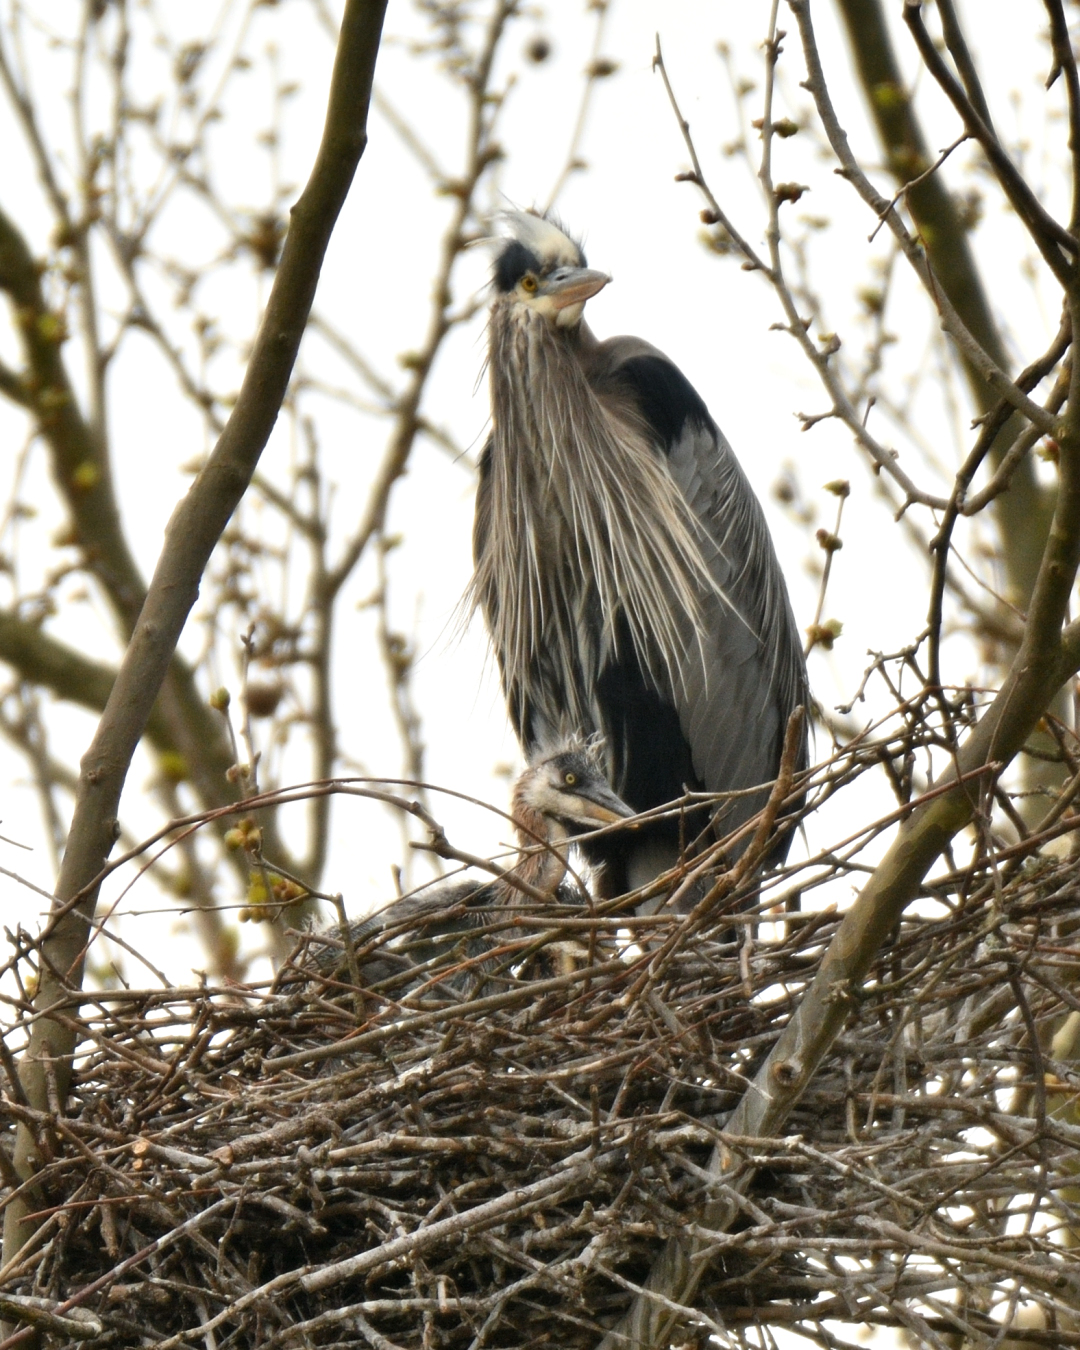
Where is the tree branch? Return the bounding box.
[652,37,949,512]
[936,0,994,129]
[0,204,146,628]
[903,1,1077,283]
[0,611,151,742]
[602,4,1080,1339]
[324,0,513,602]
[833,0,1055,604]
[1,0,387,1273]
[795,10,1061,440]
[0,202,280,886]
[0,608,239,784]
[1043,0,1080,234]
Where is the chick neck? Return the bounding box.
[500,786,569,899]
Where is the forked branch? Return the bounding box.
[602,3,1080,1342]
[903,0,1077,284]
[0,0,388,1274]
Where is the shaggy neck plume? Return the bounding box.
[475,299,717,748]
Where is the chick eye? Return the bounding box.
[564,771,577,786]
[520,273,539,294]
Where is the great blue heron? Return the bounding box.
[309,745,632,990]
[473,212,809,897]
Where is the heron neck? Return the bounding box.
[481,299,712,737]
[502,801,569,898]
[571,319,599,355]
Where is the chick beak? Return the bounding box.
[575,782,635,826]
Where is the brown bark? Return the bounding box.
[833,0,1055,608]
[0,0,388,1281]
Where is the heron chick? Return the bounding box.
[473,212,809,897]
[309,745,632,990]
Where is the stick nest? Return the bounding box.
[4,834,1080,1348]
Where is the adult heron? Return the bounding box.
[472,212,808,896]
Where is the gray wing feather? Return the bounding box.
[588,332,807,824]
[667,419,807,816]
[308,881,488,990]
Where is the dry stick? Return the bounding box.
[902,3,1076,285]
[0,0,388,1279]
[0,1198,238,1350]
[146,1149,603,1349]
[0,1298,99,1343]
[250,955,627,1078]
[1043,0,1080,235]
[599,7,1080,1347]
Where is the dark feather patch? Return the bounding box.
[616,354,712,451]
[588,620,710,889]
[493,240,541,293]
[596,633,698,812]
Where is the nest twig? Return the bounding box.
[4,699,1080,1348]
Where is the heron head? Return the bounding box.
[515,746,633,835]
[493,212,610,329]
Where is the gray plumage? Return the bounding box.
[473,213,808,895]
[307,744,632,992]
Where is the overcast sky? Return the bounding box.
[0,2,1064,993]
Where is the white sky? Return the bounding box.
[0,0,1065,978]
[0,3,1068,1343]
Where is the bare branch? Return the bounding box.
[325,0,514,602]
[2,0,388,1265]
[936,0,994,129]
[652,38,950,511]
[1042,0,1080,234]
[903,1,1077,284]
[795,4,1062,440]
[835,0,1056,610]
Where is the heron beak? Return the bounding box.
[574,783,635,825]
[545,267,611,312]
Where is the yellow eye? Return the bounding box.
[564,771,577,786]
[520,273,538,294]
